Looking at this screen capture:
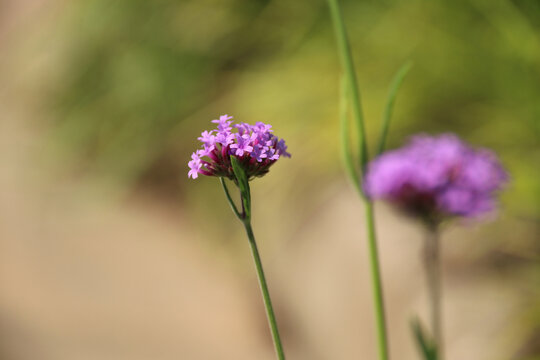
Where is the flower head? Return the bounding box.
[188,115,291,180]
[364,134,508,222]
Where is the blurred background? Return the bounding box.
[1,0,539,359]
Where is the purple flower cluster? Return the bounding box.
[188,115,290,180]
[364,134,508,221]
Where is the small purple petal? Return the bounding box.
[251,144,268,162]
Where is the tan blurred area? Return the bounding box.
[1,0,539,359]
[0,118,525,360]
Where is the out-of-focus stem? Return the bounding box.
[364,201,390,360]
[327,1,390,360]
[424,225,443,359]
[327,0,368,172]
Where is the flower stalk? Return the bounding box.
[191,116,290,359]
[220,173,286,360]
[328,1,389,360]
[243,220,286,360]
[327,0,368,173]
[424,224,443,360]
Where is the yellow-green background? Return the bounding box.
[1,0,538,359]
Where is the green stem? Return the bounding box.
[327,0,369,173]
[243,220,286,360]
[220,176,285,360]
[365,201,389,360]
[328,1,390,359]
[424,225,443,359]
[220,177,242,220]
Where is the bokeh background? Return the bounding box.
[1,0,539,359]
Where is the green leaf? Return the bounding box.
[411,318,438,360]
[377,61,413,155]
[339,76,363,197]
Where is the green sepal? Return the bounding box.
[230,156,251,220]
[231,156,248,189]
[411,318,438,360]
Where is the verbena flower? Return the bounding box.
[188,115,291,180]
[364,134,508,222]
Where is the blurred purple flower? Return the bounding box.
[188,115,291,180]
[364,134,508,222]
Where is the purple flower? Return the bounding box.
[252,144,268,162]
[188,115,290,180]
[188,153,202,179]
[212,114,233,133]
[215,131,235,146]
[254,122,273,134]
[198,130,215,145]
[266,148,280,161]
[235,122,253,135]
[197,130,216,153]
[276,139,291,158]
[364,134,508,222]
[230,134,255,156]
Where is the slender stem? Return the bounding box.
[364,201,389,360]
[328,1,390,359]
[220,175,285,359]
[327,0,369,173]
[243,220,286,360]
[220,177,242,220]
[424,225,443,359]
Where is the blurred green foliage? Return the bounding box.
[47,0,540,215]
[48,0,324,191]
